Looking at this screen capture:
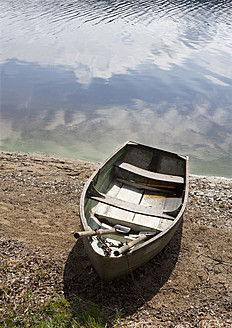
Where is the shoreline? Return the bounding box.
[1,149,232,181]
[1,151,231,327]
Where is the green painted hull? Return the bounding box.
[79,141,189,281]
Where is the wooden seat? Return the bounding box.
[114,161,184,185]
[95,212,163,233]
[88,192,175,220]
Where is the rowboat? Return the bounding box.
[77,141,189,281]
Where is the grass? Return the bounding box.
[193,226,208,234]
[0,261,9,273]
[0,292,123,328]
[198,226,208,231]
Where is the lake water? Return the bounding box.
[1,0,232,177]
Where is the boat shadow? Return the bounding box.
[63,220,183,318]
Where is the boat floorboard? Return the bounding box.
[88,193,175,219]
[89,177,184,233]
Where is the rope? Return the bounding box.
[125,253,157,310]
[125,253,147,304]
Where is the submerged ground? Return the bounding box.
[0,151,231,327]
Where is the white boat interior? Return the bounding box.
[83,143,187,258]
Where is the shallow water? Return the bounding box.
[1,0,232,177]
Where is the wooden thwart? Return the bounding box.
[88,192,175,220]
[95,212,163,233]
[115,161,184,185]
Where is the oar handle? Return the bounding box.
[114,234,147,256]
[74,228,116,239]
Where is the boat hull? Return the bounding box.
[83,216,182,281]
[79,141,189,281]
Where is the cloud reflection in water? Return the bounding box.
[0,0,232,177]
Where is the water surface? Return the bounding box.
[1,0,232,177]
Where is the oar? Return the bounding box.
[74,224,130,239]
[114,232,155,256]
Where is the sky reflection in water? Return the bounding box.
[0,0,232,177]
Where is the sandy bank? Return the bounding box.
[0,151,231,327]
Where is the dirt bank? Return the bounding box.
[0,151,231,327]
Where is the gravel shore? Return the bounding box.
[0,151,231,327]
